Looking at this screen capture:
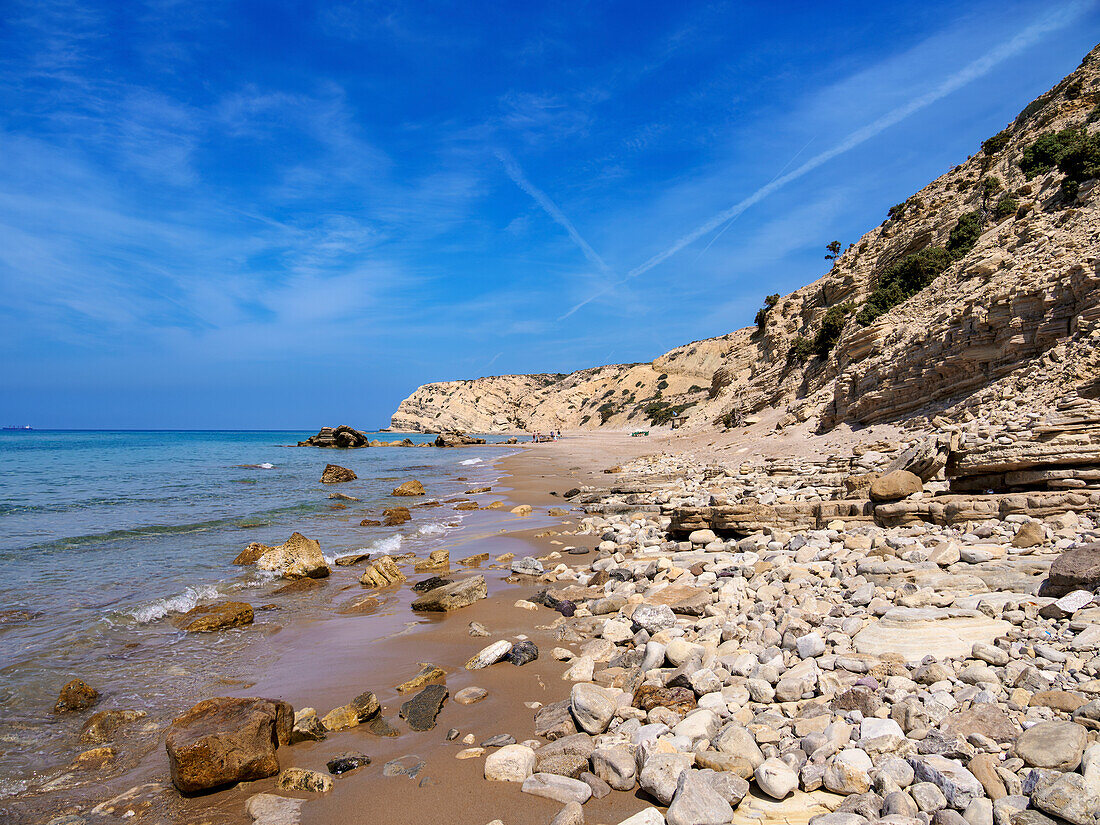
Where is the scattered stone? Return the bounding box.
[521,773,593,804]
[245,793,303,825]
[254,532,330,579]
[382,507,412,526]
[80,709,147,744]
[178,601,254,632]
[484,744,536,782]
[1014,721,1088,771]
[396,663,445,693]
[455,687,488,705]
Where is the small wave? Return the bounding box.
[460,457,483,466]
[417,522,446,536]
[124,584,220,624]
[369,534,403,556]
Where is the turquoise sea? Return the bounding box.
[0,429,516,796]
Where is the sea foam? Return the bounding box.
[126,584,220,624]
[460,457,482,466]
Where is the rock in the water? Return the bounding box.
[392,479,425,496]
[80,709,146,743]
[359,555,406,588]
[326,752,371,775]
[399,684,448,731]
[484,744,536,782]
[165,697,292,794]
[178,601,254,632]
[869,470,923,502]
[521,772,593,804]
[55,679,99,713]
[411,576,487,611]
[1013,721,1088,771]
[382,506,411,526]
[506,641,539,666]
[320,464,357,483]
[298,426,369,449]
[255,532,330,579]
[277,767,332,793]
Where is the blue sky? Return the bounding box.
[1,1,1097,429]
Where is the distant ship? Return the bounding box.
[2,425,32,431]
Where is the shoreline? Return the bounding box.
[6,433,645,825]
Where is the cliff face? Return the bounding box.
[391,45,1100,434]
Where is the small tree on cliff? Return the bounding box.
[825,241,842,263]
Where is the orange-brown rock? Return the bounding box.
[383,507,411,526]
[177,601,254,632]
[54,678,100,713]
[320,464,356,483]
[165,696,292,793]
[392,479,425,496]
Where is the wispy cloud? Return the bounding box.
[558,0,1092,319]
[497,149,611,274]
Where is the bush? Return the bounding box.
[814,303,853,358]
[688,385,703,393]
[580,414,591,425]
[789,337,814,362]
[755,293,780,329]
[656,380,668,390]
[598,403,616,424]
[946,210,984,258]
[856,246,953,326]
[643,401,675,426]
[981,128,1012,156]
[887,202,907,220]
[1015,93,1052,126]
[993,195,1019,221]
[1019,128,1081,178]
[1056,131,1100,201]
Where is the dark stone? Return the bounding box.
[481,733,516,747]
[632,685,697,714]
[567,546,590,555]
[563,488,581,498]
[506,641,539,666]
[1043,543,1100,597]
[350,691,380,721]
[327,752,371,774]
[556,600,577,617]
[399,684,448,731]
[608,569,632,583]
[581,771,612,799]
[299,426,369,449]
[837,792,883,819]
[412,576,453,593]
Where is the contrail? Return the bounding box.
[497,150,611,274]
[558,3,1089,320]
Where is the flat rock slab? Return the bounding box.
[400,684,448,731]
[853,607,1012,664]
[410,576,487,611]
[729,789,845,825]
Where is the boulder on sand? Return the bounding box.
[320,464,357,483]
[255,532,330,580]
[411,576,487,611]
[392,479,426,496]
[165,697,293,794]
[399,684,448,731]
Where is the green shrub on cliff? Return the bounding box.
[1019,128,1081,178]
[856,246,953,326]
[946,210,984,258]
[814,303,853,358]
[981,128,1012,156]
[755,293,780,329]
[993,195,1019,221]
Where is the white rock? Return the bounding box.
[484,744,536,782]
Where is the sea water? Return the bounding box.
[0,430,516,796]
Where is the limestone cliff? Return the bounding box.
[391,44,1100,434]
